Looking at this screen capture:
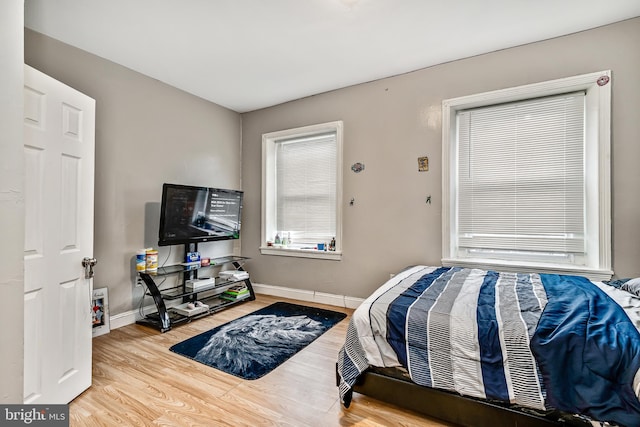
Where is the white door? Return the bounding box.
[23,65,96,404]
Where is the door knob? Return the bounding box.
[82,257,97,279]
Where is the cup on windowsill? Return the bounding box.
[317,243,325,251]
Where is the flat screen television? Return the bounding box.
[158,183,243,247]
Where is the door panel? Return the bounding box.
[23,289,43,402]
[23,65,95,404]
[59,279,79,377]
[23,146,45,292]
[60,154,80,250]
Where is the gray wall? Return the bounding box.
[241,18,640,299]
[25,29,243,316]
[0,0,25,403]
[23,19,640,313]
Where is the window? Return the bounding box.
[442,71,612,281]
[261,121,343,260]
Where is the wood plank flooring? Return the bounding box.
[72,294,453,426]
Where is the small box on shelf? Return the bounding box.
[173,301,209,317]
[186,251,201,263]
[185,277,216,290]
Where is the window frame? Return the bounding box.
[260,121,343,260]
[441,71,612,281]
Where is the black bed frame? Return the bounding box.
[342,367,592,427]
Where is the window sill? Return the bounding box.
[260,246,342,261]
[441,257,613,282]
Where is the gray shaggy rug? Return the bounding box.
[170,302,346,379]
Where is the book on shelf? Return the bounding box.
[223,287,248,296]
[220,284,250,301]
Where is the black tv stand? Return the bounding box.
[136,245,255,332]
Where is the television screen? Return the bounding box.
[158,183,243,246]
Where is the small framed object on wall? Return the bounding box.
[92,287,110,337]
[418,156,429,172]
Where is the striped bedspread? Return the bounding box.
[337,266,640,426]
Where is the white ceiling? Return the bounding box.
[24,0,640,113]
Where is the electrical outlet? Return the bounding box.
[136,277,144,287]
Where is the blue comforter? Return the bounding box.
[531,273,640,425]
[337,266,640,426]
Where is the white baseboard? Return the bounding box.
[252,282,364,309]
[109,305,154,330]
[108,283,364,330]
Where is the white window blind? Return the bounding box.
[456,92,585,260]
[275,132,337,243]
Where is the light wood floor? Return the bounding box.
[72,294,454,426]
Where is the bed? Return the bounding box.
[337,266,640,427]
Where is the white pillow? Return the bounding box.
[621,278,640,297]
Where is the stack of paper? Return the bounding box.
[219,270,250,282]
